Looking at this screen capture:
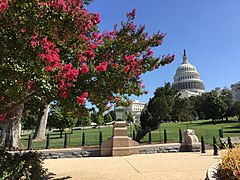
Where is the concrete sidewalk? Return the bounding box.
[43,150,220,180]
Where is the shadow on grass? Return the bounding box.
[50,136,64,140]
[44,172,72,180]
[21,136,63,141]
[223,125,240,129]
[191,120,239,126]
[223,130,240,134]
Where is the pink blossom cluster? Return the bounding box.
[77,92,88,105]
[0,0,8,13]
[58,64,79,81]
[122,54,141,76]
[57,64,79,98]
[96,61,108,72]
[39,0,100,36]
[27,81,33,91]
[37,37,61,72]
[0,113,6,121]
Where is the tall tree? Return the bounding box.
[0,1,174,147]
[48,104,77,138]
[172,98,195,122]
[126,112,134,124]
[233,101,240,121]
[104,112,113,124]
[204,92,227,122]
[135,83,178,142]
[33,104,50,141]
[220,88,234,121]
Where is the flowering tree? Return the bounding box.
[0,0,174,147]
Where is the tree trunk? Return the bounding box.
[0,104,24,148]
[33,104,50,141]
[60,129,63,138]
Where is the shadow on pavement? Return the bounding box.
[44,172,72,180]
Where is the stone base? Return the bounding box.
[101,121,139,156]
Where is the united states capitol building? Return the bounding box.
[173,50,205,98]
[123,50,239,121]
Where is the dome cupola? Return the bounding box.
[173,50,205,97]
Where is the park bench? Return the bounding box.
[219,137,240,148]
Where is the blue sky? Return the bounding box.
[87,0,240,103]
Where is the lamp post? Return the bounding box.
[115,106,125,121]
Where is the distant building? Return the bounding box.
[125,100,147,123]
[231,82,240,101]
[173,50,205,98]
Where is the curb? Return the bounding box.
[206,162,220,180]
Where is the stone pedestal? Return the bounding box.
[182,129,201,152]
[101,121,139,156]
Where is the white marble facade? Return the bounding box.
[173,50,205,98]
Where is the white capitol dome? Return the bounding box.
[173,50,205,97]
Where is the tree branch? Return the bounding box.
[3,91,38,114]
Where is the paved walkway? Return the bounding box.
[43,150,220,180]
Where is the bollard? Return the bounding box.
[148,129,152,144]
[82,131,85,146]
[213,136,218,155]
[46,133,50,149]
[64,133,68,148]
[201,136,206,153]
[179,129,182,143]
[219,128,224,138]
[227,136,233,149]
[27,134,32,150]
[99,131,102,146]
[164,129,167,143]
[132,130,135,140]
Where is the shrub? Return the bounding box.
[0,148,47,179]
[219,146,240,180]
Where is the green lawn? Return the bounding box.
[20,119,240,149]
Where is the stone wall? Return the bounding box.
[139,142,201,154]
[12,141,200,159]
[39,147,100,159]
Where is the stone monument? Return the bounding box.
[183,129,201,152]
[101,106,139,156]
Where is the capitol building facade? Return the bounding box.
[173,50,205,98]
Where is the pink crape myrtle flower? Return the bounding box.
[114,63,118,69]
[0,0,8,13]
[85,49,95,60]
[77,92,88,105]
[78,53,87,63]
[31,41,37,47]
[96,61,108,72]
[83,92,88,98]
[60,90,69,99]
[0,113,6,121]
[81,65,89,74]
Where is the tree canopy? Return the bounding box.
[0,0,174,122]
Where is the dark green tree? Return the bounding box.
[126,112,134,124]
[233,101,240,121]
[204,92,227,123]
[76,113,91,127]
[48,105,77,138]
[220,88,234,121]
[135,83,178,142]
[172,98,196,122]
[189,94,208,119]
[104,112,113,124]
[109,110,116,122]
